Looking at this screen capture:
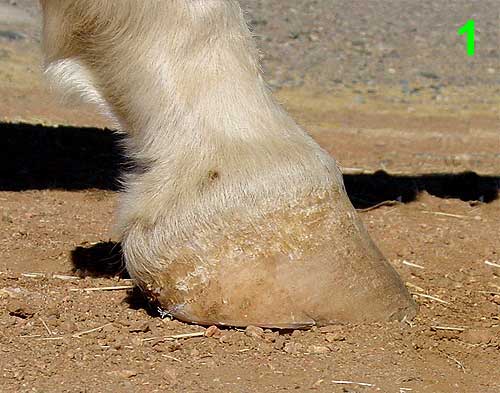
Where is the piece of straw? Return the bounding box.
[411,292,449,305]
[70,285,134,292]
[331,380,375,387]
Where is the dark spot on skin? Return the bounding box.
[197,170,220,193]
[207,170,219,181]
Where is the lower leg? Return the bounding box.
[41,0,416,327]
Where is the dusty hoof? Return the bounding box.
[124,190,417,328]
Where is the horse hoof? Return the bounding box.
[124,189,417,328]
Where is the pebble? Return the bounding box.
[128,322,150,333]
[7,299,35,319]
[325,332,346,342]
[283,342,304,354]
[273,336,286,350]
[107,370,138,379]
[307,345,331,354]
[205,325,223,338]
[245,325,265,339]
[309,33,319,42]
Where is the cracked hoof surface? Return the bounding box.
[128,191,417,328]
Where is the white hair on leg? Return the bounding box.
[44,58,122,130]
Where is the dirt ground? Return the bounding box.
[1,1,500,392]
[1,190,499,393]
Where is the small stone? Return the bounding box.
[264,331,279,343]
[108,370,138,379]
[283,342,303,354]
[219,334,230,344]
[325,332,346,342]
[128,322,150,333]
[0,287,21,299]
[130,336,143,347]
[204,325,222,338]
[273,336,286,350]
[46,306,61,319]
[419,71,439,80]
[308,345,330,354]
[7,299,35,319]
[258,343,274,355]
[245,325,264,339]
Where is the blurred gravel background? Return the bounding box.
[2,0,499,89]
[246,0,499,90]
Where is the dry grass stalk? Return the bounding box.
[357,200,402,212]
[340,167,373,175]
[484,261,500,268]
[53,275,80,281]
[37,337,65,341]
[161,355,182,362]
[39,318,53,336]
[72,323,112,338]
[402,260,425,269]
[142,332,205,342]
[70,285,134,292]
[411,292,449,305]
[22,273,45,278]
[431,326,467,332]
[27,323,113,340]
[21,273,80,280]
[406,282,425,292]
[445,354,466,373]
[331,380,375,387]
[421,210,475,219]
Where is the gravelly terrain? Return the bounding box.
[1,191,500,393]
[3,0,499,89]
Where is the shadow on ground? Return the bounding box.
[71,241,127,278]
[71,241,163,316]
[1,122,499,207]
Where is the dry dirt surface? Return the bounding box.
[1,1,500,392]
[1,190,499,393]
